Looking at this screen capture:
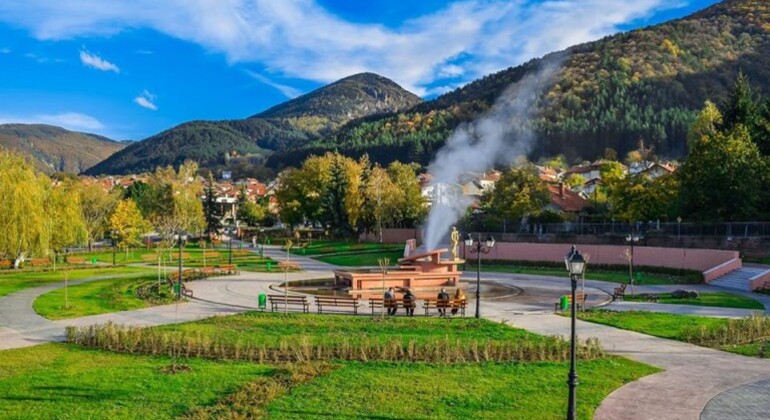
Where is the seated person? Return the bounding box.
[451,288,466,316]
[403,289,416,317]
[437,288,450,316]
[384,287,398,315]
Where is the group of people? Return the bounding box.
[383,287,466,317]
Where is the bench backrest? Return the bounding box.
[566,293,587,302]
[315,297,359,304]
[268,295,307,302]
[68,257,85,263]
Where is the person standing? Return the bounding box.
[403,289,416,317]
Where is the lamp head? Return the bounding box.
[464,234,473,247]
[485,236,495,248]
[564,245,576,271]
[567,248,586,277]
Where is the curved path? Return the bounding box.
[1,246,770,419]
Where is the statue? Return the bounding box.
[450,226,460,260]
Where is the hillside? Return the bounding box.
[86,73,422,175]
[268,0,770,168]
[0,124,124,174]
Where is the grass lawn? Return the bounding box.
[625,292,765,310]
[292,240,404,256]
[157,311,548,347]
[0,344,271,419]
[33,275,173,320]
[481,264,699,285]
[265,359,658,419]
[576,310,770,357]
[316,250,405,266]
[0,266,153,297]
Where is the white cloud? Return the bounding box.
[244,70,302,99]
[0,0,680,94]
[0,112,104,131]
[79,49,119,72]
[134,90,157,110]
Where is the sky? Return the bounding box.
[0,0,720,140]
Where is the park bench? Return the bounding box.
[202,251,221,259]
[315,296,361,315]
[141,254,158,262]
[268,294,310,313]
[278,261,300,271]
[613,284,627,301]
[231,250,252,257]
[181,268,200,281]
[423,298,466,317]
[199,267,219,277]
[0,260,12,269]
[169,252,191,261]
[30,258,50,267]
[368,298,415,315]
[218,264,239,275]
[554,293,588,311]
[67,257,86,265]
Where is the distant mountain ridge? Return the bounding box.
[85,73,422,175]
[0,124,124,174]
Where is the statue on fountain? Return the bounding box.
[450,226,460,260]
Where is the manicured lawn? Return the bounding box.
[158,311,548,347]
[0,344,271,419]
[625,292,765,310]
[293,240,404,256]
[265,359,658,419]
[576,310,770,357]
[0,266,153,297]
[316,250,405,266]
[481,264,700,285]
[33,275,173,320]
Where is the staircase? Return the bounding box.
[708,267,768,292]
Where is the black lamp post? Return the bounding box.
[564,245,586,420]
[464,233,495,319]
[626,225,641,295]
[229,222,238,265]
[175,233,187,299]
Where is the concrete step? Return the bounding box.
[708,267,768,292]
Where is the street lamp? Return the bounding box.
[174,233,187,299]
[464,233,495,319]
[626,226,642,295]
[564,245,586,420]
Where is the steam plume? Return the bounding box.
[423,58,563,250]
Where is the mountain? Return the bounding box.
[268,0,770,168]
[85,73,422,175]
[0,124,124,174]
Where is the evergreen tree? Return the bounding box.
[204,175,222,236]
[321,153,352,236]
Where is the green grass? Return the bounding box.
[33,276,175,320]
[265,359,658,419]
[157,311,546,347]
[316,250,405,266]
[0,266,153,297]
[292,240,404,256]
[481,264,698,285]
[0,344,271,419]
[576,310,767,357]
[625,292,765,310]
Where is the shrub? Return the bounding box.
[681,315,770,347]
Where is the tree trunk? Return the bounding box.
[13,252,26,269]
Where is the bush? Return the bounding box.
[682,315,770,347]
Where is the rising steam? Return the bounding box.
[423,58,563,251]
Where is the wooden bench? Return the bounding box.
[613,284,627,301]
[141,254,158,262]
[0,260,12,269]
[67,257,86,265]
[268,294,310,313]
[423,298,466,317]
[202,251,221,259]
[554,293,588,311]
[218,264,239,275]
[315,296,361,315]
[169,252,191,260]
[199,267,219,277]
[278,261,300,271]
[30,258,50,267]
[368,298,415,315]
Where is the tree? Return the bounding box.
[321,153,353,236]
[607,173,679,222]
[363,164,399,240]
[0,151,49,268]
[387,161,426,227]
[109,199,149,257]
[78,182,120,250]
[48,181,87,263]
[237,185,267,226]
[687,100,722,151]
[143,161,205,240]
[482,165,550,222]
[203,174,222,236]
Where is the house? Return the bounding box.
[639,162,676,179]
[546,183,589,215]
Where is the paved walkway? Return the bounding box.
[2,246,770,418]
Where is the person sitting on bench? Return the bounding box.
[403,289,416,317]
[384,287,397,315]
[437,288,450,316]
[451,288,466,316]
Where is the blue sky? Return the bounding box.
[0,0,719,140]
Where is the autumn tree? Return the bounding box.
[0,151,50,268]
[48,181,87,263]
[482,165,550,222]
[237,185,267,227]
[110,199,150,257]
[78,181,120,250]
[386,161,426,227]
[142,161,205,240]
